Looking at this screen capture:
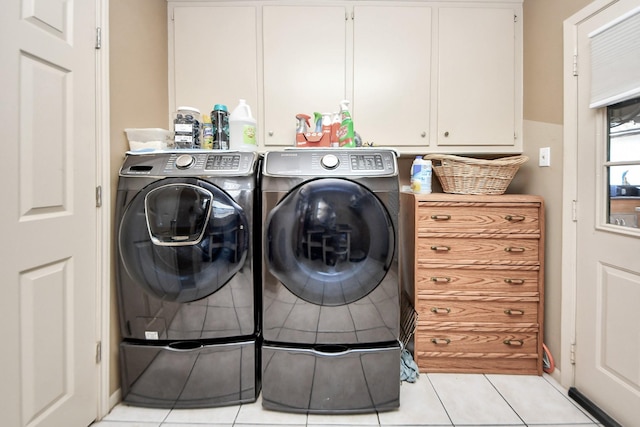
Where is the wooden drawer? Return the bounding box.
[414,352,539,375]
[417,267,539,295]
[416,329,538,355]
[417,238,539,264]
[417,204,540,234]
[416,296,539,324]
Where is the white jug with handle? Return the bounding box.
[229,99,257,151]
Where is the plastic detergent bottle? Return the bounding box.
[410,156,432,194]
[338,100,355,147]
[201,114,214,149]
[211,104,229,150]
[229,99,257,151]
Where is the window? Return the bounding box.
[607,97,640,228]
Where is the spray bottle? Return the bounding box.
[296,114,311,146]
[338,100,355,147]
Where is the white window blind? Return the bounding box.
[589,7,640,108]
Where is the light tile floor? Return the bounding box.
[93,373,602,427]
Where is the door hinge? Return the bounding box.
[96,341,102,363]
[95,27,102,50]
[572,54,578,76]
[96,185,102,207]
[572,200,578,222]
[570,342,576,365]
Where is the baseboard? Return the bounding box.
[568,387,622,427]
[109,388,122,412]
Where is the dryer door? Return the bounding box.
[266,178,395,306]
[119,178,248,303]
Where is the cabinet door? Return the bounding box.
[437,6,521,149]
[353,6,431,148]
[263,5,347,146]
[170,5,258,124]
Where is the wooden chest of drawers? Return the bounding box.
[400,193,544,375]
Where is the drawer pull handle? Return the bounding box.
[505,214,526,222]
[430,307,451,314]
[431,276,451,283]
[431,338,451,345]
[503,339,524,346]
[504,309,525,315]
[504,246,526,252]
[430,214,451,220]
[431,245,451,251]
[504,278,525,285]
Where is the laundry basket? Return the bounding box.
[424,154,528,195]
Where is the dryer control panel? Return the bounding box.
[120,151,258,177]
[264,149,397,177]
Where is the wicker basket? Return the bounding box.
[424,154,528,195]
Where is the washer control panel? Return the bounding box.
[120,151,258,177]
[264,149,397,177]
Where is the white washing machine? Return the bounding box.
[260,149,400,414]
[115,151,260,408]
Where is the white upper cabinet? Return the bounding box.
[169,5,259,125]
[352,5,432,148]
[262,5,347,146]
[436,6,522,151]
[168,1,522,154]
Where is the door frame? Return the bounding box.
[96,0,112,420]
[561,0,624,390]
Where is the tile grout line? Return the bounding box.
[425,373,455,427]
[483,374,527,426]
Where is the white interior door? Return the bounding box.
[0,0,99,425]
[573,1,640,426]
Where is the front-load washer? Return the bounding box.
[260,149,400,414]
[115,151,260,409]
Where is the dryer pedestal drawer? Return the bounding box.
[261,343,400,414]
[400,193,545,375]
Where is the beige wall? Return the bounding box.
[109,0,168,396]
[516,0,592,378]
[107,0,595,398]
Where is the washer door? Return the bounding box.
[266,178,395,306]
[119,178,248,303]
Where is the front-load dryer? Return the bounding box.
[115,151,260,409]
[260,149,400,414]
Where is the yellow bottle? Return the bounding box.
[202,114,214,149]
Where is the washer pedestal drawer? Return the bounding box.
[120,339,258,409]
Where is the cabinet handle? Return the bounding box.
[268,130,274,136]
[504,214,525,222]
[431,338,451,345]
[421,131,427,138]
[503,339,524,346]
[504,309,525,315]
[504,278,525,285]
[430,307,451,314]
[504,246,525,252]
[431,245,451,251]
[431,276,451,283]
[444,131,450,137]
[430,214,451,220]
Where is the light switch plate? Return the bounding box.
[539,147,551,167]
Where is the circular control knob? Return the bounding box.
[175,154,195,169]
[321,154,339,169]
